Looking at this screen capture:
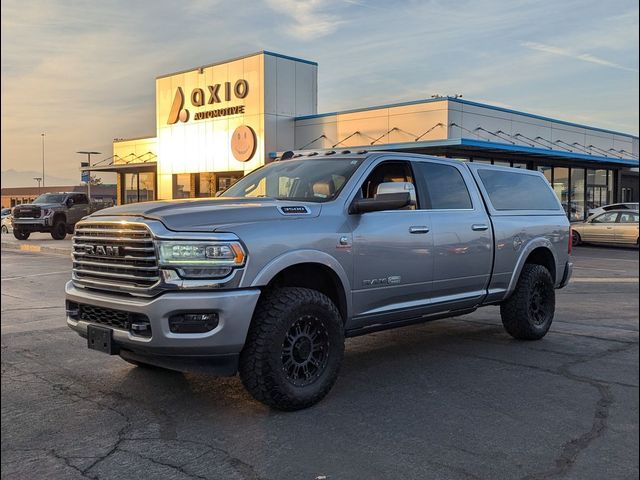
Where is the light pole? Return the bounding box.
[41,133,45,187]
[76,151,101,200]
[33,177,42,192]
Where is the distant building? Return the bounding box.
[1,185,116,209]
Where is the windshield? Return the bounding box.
[33,194,66,204]
[221,158,363,202]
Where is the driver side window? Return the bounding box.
[359,161,418,209]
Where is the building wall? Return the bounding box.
[294,100,449,150]
[293,98,638,160]
[113,137,157,164]
[154,52,317,200]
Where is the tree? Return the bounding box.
[89,175,102,186]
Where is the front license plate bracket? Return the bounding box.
[87,324,117,354]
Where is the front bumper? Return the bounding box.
[65,281,260,374]
[558,261,573,288]
[12,217,52,228]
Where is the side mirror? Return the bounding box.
[214,190,224,197]
[350,182,416,214]
[66,198,74,207]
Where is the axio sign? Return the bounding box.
[167,79,249,124]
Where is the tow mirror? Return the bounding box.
[66,198,74,207]
[350,182,416,214]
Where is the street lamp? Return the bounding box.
[41,133,45,187]
[77,151,101,200]
[33,177,42,192]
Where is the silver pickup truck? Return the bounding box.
[66,152,573,410]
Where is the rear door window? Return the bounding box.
[414,162,472,209]
[477,169,560,211]
[617,212,638,223]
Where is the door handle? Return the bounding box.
[409,226,430,234]
[471,224,489,231]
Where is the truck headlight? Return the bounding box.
[158,241,246,267]
[42,208,54,217]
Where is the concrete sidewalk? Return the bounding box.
[0,232,72,255]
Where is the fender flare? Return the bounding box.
[505,237,558,297]
[250,249,353,319]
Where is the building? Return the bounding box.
[83,51,639,221]
[1,185,116,209]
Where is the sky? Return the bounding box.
[1,0,638,187]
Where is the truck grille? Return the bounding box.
[14,206,41,218]
[72,222,160,294]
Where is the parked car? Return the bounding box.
[1,208,12,234]
[11,192,92,240]
[572,209,639,247]
[587,202,639,218]
[66,152,572,410]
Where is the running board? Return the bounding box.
[345,308,477,338]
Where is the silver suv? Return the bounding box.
[66,152,573,410]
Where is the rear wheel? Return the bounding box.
[51,220,67,240]
[13,229,30,240]
[500,264,555,340]
[239,287,344,410]
[571,230,581,246]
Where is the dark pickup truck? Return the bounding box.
[12,192,92,240]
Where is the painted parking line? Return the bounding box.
[570,277,639,283]
[1,270,70,281]
[573,266,629,273]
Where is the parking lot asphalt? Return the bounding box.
[1,246,638,480]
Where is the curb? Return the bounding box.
[1,241,71,256]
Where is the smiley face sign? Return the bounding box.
[230,125,257,162]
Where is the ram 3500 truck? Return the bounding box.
[66,152,573,410]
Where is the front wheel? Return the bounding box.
[1,225,8,234]
[51,220,67,240]
[13,229,30,240]
[500,264,555,340]
[239,287,345,411]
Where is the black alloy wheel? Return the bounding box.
[281,314,331,387]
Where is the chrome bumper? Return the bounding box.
[65,281,260,356]
[12,218,51,227]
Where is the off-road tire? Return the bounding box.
[239,287,344,411]
[13,229,30,240]
[500,264,555,340]
[51,220,67,240]
[571,230,581,246]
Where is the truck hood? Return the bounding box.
[14,203,59,209]
[90,197,322,231]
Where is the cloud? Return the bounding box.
[264,0,346,40]
[522,41,639,73]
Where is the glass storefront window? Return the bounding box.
[198,173,216,198]
[123,172,156,204]
[538,166,552,183]
[553,167,569,216]
[570,168,585,221]
[123,173,138,204]
[586,169,611,212]
[173,174,192,199]
[512,162,528,169]
[138,172,155,202]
